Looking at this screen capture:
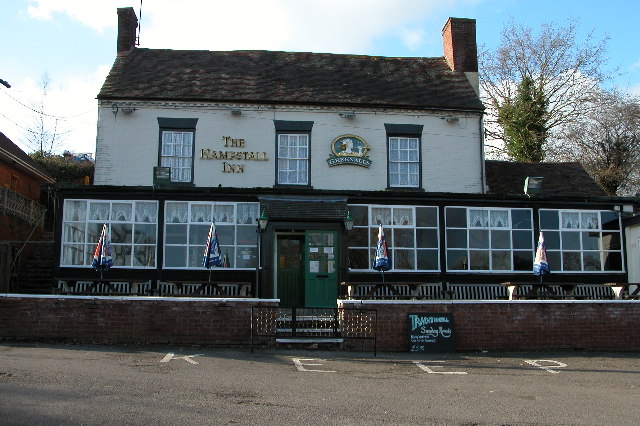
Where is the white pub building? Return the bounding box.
[54,8,637,306]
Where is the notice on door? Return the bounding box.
[408,313,455,353]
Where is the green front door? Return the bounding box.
[304,231,338,307]
[276,236,304,307]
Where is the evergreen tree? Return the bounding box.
[496,77,548,162]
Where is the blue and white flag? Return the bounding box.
[202,222,223,269]
[92,223,113,271]
[373,224,391,272]
[533,231,550,275]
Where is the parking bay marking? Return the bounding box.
[525,360,568,373]
[292,358,336,373]
[413,360,468,375]
[160,353,204,365]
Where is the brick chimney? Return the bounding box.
[117,7,138,54]
[442,17,479,94]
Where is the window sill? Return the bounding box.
[386,187,425,192]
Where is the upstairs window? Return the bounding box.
[277,134,309,185]
[274,120,313,186]
[385,123,423,189]
[158,118,198,184]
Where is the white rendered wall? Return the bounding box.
[94,103,484,193]
[625,223,640,283]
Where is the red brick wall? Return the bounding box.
[0,296,278,346]
[340,301,640,352]
[3,296,639,351]
[0,161,45,201]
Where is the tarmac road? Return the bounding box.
[1,343,639,425]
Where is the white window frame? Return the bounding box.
[60,199,158,268]
[539,209,624,273]
[160,130,194,183]
[277,133,309,185]
[388,136,420,188]
[348,204,440,272]
[445,207,534,272]
[163,201,260,270]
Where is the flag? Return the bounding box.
[533,231,550,275]
[372,224,391,272]
[202,222,223,269]
[92,224,113,271]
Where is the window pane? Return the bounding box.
[580,212,599,230]
[561,231,580,250]
[562,251,581,271]
[236,247,257,268]
[416,207,437,227]
[216,225,235,245]
[133,246,155,267]
[188,224,209,245]
[62,244,85,265]
[166,224,187,244]
[582,252,601,271]
[416,229,438,248]
[417,249,438,270]
[601,211,620,230]
[393,229,414,247]
[447,229,467,248]
[447,250,468,270]
[135,202,157,223]
[64,200,87,221]
[491,230,510,249]
[603,252,623,271]
[89,202,110,221]
[512,230,533,249]
[237,225,257,245]
[165,246,187,267]
[64,223,86,243]
[446,208,467,228]
[393,208,413,226]
[469,229,489,248]
[490,210,509,228]
[492,251,511,270]
[111,203,132,222]
[111,223,132,244]
[561,212,580,229]
[393,249,414,270]
[544,231,560,250]
[112,245,132,267]
[513,251,533,271]
[546,251,561,271]
[348,249,369,269]
[371,208,392,226]
[469,250,489,270]
[469,209,488,227]
[511,209,532,229]
[601,232,621,250]
[581,231,600,251]
[134,224,156,244]
[191,204,212,223]
[540,210,559,230]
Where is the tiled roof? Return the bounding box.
[485,160,606,197]
[98,49,484,111]
[0,132,55,183]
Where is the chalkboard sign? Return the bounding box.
[408,313,455,353]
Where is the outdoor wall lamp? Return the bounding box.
[231,108,242,116]
[524,176,544,196]
[343,210,354,231]
[257,209,269,231]
[339,112,356,119]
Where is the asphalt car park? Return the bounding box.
[1,343,639,425]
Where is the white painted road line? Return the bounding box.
[292,358,336,373]
[413,360,468,375]
[525,359,568,373]
[160,353,204,365]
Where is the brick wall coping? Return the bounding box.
[0,294,280,303]
[338,299,639,305]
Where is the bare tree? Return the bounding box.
[25,73,68,155]
[552,90,640,196]
[480,19,613,160]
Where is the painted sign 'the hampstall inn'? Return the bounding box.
[53,7,637,307]
[200,136,269,174]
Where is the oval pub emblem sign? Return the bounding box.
[327,134,372,168]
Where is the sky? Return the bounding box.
[1,0,639,157]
